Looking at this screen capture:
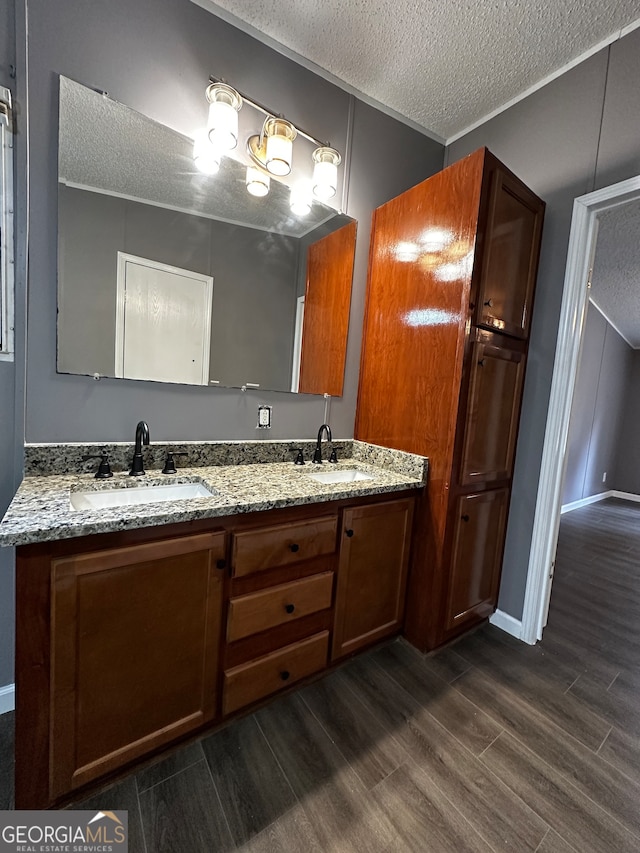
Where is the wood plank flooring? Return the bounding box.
[0,496,638,851]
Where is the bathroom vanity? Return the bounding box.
[0,439,426,808]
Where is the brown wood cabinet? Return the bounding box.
[15,490,417,808]
[49,532,226,798]
[355,147,544,650]
[223,515,337,713]
[223,631,330,715]
[298,220,357,395]
[332,498,414,659]
[458,332,526,486]
[231,515,337,578]
[445,489,509,632]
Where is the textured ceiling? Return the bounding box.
[591,202,640,349]
[193,0,640,141]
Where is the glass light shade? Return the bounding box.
[246,165,270,197]
[193,130,220,175]
[264,118,296,176]
[206,83,242,151]
[290,183,312,216]
[312,146,341,199]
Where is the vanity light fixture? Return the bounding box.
[246,164,270,197]
[312,147,341,200]
[264,118,297,176]
[289,182,312,216]
[206,82,242,151]
[199,76,342,210]
[193,129,221,175]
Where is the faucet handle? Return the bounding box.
[82,452,113,479]
[329,447,338,464]
[291,449,305,466]
[162,452,188,475]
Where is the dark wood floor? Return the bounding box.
[1,496,639,851]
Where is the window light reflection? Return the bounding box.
[403,309,457,327]
[420,228,453,252]
[435,252,474,282]
[394,241,420,262]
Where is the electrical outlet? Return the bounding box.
[257,405,272,429]
[602,472,607,483]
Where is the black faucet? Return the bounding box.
[312,424,332,464]
[130,420,150,476]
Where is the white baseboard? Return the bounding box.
[0,683,14,714]
[561,490,613,513]
[610,490,640,503]
[489,609,526,641]
[561,489,640,513]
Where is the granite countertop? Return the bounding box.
[0,441,428,546]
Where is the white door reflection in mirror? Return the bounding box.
[115,253,213,385]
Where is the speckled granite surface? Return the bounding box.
[24,439,355,477]
[1,442,428,546]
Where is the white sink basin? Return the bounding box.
[70,481,217,510]
[308,468,375,485]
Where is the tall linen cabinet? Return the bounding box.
[355,147,545,651]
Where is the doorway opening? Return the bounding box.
[520,173,640,644]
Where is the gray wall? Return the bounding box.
[0,0,443,691]
[0,0,15,691]
[614,349,640,494]
[562,303,633,505]
[58,186,300,391]
[447,27,640,620]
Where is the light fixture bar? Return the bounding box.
[208,75,331,149]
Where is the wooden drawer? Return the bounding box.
[231,516,338,578]
[227,572,334,642]
[223,631,329,715]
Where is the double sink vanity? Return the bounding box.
[0,436,427,808]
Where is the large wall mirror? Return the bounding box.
[56,76,357,395]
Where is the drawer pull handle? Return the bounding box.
[280,670,290,681]
[285,603,295,614]
[289,543,300,553]
[345,528,354,538]
[216,558,227,570]
[484,298,493,308]
[461,514,470,522]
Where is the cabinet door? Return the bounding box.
[476,168,544,339]
[332,498,414,659]
[459,340,525,485]
[445,490,509,633]
[50,532,226,797]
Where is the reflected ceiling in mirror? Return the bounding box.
[57,76,357,395]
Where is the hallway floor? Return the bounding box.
[1,497,639,851]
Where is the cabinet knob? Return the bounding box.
[484,298,493,308]
[280,670,290,681]
[478,358,485,367]
[461,514,470,522]
[216,558,227,570]
[285,603,295,614]
[345,528,354,538]
[289,543,300,553]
